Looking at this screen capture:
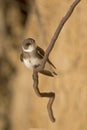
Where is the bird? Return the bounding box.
[20,38,57,77]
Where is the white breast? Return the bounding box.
[23,58,41,69]
[23,59,32,69]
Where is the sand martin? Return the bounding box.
[20,38,57,77]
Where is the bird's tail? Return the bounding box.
[39,62,57,77]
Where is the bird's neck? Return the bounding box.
[24,49,37,58]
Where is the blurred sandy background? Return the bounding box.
[0,0,87,130]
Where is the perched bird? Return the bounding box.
[20,38,57,77]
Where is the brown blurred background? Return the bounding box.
[0,0,87,130]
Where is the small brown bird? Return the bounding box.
[20,38,57,77]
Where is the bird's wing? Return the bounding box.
[36,46,56,69]
[36,46,45,58]
[20,51,23,62]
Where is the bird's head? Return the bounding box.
[22,38,37,52]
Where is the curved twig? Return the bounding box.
[32,72,55,122]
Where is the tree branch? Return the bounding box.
[32,72,55,122]
[33,0,81,122]
[34,0,81,72]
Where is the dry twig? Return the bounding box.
[33,0,81,122]
[33,72,55,122]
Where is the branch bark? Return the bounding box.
[33,0,81,122]
[32,72,55,122]
[34,0,81,72]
